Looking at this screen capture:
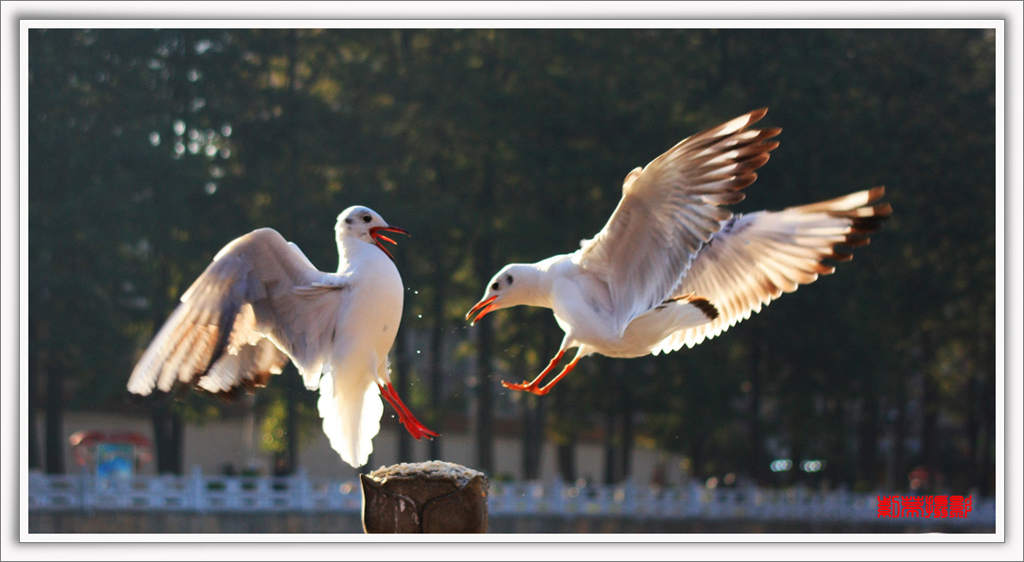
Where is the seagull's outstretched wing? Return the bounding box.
[194,337,290,397]
[651,187,892,354]
[127,227,348,398]
[574,109,781,333]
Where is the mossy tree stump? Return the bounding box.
[360,461,489,533]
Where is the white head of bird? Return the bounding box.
[466,261,554,325]
[335,205,409,260]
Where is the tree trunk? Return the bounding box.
[171,412,185,474]
[557,441,576,483]
[152,403,175,474]
[521,321,550,481]
[280,27,301,475]
[689,436,705,483]
[395,325,413,462]
[474,306,494,473]
[472,152,495,473]
[554,362,576,483]
[521,395,544,480]
[28,405,42,471]
[283,365,300,475]
[831,400,851,488]
[920,332,938,491]
[531,394,547,480]
[858,388,880,487]
[981,365,995,494]
[788,394,807,488]
[603,412,617,485]
[28,318,43,471]
[427,248,448,460]
[619,373,635,482]
[44,356,65,474]
[965,371,980,490]
[889,384,908,492]
[748,329,766,484]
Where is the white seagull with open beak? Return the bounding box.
[467,109,891,395]
[127,205,437,468]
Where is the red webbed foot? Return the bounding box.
[378,383,439,440]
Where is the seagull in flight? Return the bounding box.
[127,205,437,468]
[467,109,891,395]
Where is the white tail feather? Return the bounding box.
[316,372,383,468]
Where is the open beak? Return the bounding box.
[466,295,499,326]
[369,225,410,260]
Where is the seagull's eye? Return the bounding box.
[491,282,500,291]
[362,215,372,223]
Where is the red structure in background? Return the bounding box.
[68,430,153,477]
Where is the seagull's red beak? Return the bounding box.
[369,225,409,261]
[466,295,499,325]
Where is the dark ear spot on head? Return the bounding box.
[507,274,514,285]
[344,218,353,225]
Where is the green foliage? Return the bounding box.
[28,28,996,491]
[258,392,320,455]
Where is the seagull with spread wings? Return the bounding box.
[127,205,437,468]
[467,109,891,395]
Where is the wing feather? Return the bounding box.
[652,187,892,354]
[127,227,347,398]
[574,109,781,333]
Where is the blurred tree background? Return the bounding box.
[27,28,996,495]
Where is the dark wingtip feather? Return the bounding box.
[873,202,894,217]
[710,191,747,205]
[731,172,759,192]
[740,152,771,171]
[843,236,872,248]
[690,296,720,321]
[849,216,889,234]
[748,107,769,122]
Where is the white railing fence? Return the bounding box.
[29,469,362,513]
[28,470,995,527]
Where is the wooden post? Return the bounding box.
[361,461,489,533]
